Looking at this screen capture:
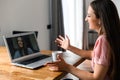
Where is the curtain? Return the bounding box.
[49,0,65,51]
[82,0,89,50]
[62,0,88,50]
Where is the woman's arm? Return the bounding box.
[66,63,108,80]
[55,35,92,60]
[47,55,108,80]
[68,45,92,60]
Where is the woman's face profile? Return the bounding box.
[85,5,100,31]
[17,37,23,48]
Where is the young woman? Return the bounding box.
[14,37,33,58]
[46,0,120,80]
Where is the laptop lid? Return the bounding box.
[3,32,41,63]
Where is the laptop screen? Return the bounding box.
[5,33,40,59]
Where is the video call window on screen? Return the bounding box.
[7,34,40,59]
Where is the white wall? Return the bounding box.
[112,0,120,17]
[0,0,50,50]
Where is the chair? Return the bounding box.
[12,30,38,38]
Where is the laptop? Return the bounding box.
[3,32,52,69]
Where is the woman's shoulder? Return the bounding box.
[96,34,107,44]
[94,34,108,48]
[97,34,106,40]
[27,48,33,53]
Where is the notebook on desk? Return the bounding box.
[3,32,52,69]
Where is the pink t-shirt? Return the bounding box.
[91,35,110,80]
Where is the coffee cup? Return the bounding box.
[52,51,63,62]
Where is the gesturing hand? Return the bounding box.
[55,35,70,50]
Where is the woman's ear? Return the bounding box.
[98,21,100,25]
[98,19,101,25]
[97,19,101,27]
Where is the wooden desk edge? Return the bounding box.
[73,58,86,67]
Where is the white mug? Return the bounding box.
[52,51,63,62]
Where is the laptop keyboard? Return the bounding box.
[18,55,50,65]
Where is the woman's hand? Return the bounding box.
[55,35,70,50]
[46,54,69,72]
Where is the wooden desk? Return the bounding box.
[0,46,91,80]
[0,46,67,80]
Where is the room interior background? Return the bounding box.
[0,0,120,79]
[0,0,50,50]
[0,0,120,50]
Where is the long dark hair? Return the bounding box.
[17,37,29,55]
[90,0,120,79]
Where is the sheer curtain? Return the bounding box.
[62,0,88,50]
[61,0,88,79]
